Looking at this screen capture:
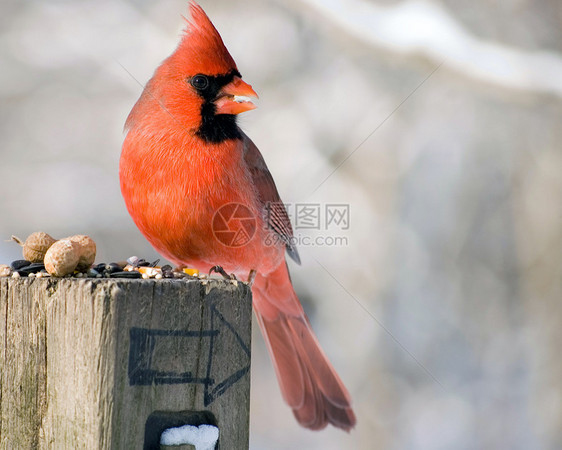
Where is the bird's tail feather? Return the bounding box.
[253,263,356,431]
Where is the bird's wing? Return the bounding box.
[242,133,300,264]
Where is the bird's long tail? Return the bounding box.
[252,263,356,431]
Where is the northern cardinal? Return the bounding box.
[120,1,355,431]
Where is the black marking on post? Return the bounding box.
[128,327,218,386]
[203,302,251,406]
[128,301,250,407]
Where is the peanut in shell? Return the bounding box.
[12,232,57,263]
[67,235,96,271]
[44,239,80,277]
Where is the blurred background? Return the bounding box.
[1,0,561,448]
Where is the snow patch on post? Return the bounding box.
[160,424,219,450]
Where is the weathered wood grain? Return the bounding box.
[0,277,252,449]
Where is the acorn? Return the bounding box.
[12,232,57,263]
[67,235,96,271]
[44,239,81,277]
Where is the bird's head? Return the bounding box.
[137,1,258,142]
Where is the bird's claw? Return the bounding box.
[247,269,257,287]
[209,265,237,281]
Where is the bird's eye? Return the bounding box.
[190,75,209,90]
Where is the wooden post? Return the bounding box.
[0,277,252,449]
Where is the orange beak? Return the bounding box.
[214,76,258,115]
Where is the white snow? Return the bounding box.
[160,424,219,450]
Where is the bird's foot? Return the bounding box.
[247,269,257,287]
[209,265,237,281]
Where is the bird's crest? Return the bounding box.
[171,1,237,75]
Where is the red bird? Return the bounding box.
[120,1,355,431]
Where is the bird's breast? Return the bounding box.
[120,130,281,274]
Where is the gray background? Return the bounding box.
[1,0,561,448]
